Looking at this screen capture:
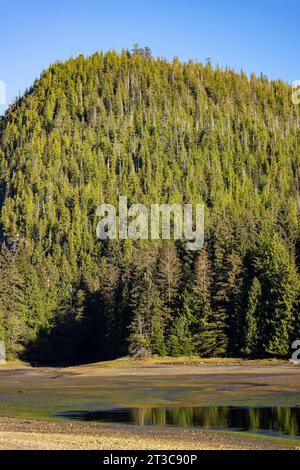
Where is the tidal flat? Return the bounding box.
[0,359,299,449]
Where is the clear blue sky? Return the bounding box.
[0,0,299,113]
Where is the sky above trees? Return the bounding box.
[0,0,299,115]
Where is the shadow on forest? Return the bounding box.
[24,290,129,366]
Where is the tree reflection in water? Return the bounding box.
[59,406,300,438]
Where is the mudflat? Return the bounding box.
[0,359,299,450]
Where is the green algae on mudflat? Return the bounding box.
[0,362,299,423]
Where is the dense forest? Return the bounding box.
[0,47,300,363]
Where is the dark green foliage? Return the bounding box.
[190,248,222,357]
[0,50,300,361]
[242,277,261,357]
[251,236,299,356]
[0,245,27,357]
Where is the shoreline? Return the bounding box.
[0,416,296,450]
[0,360,299,450]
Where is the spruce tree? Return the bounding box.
[242,276,261,357]
[253,236,299,356]
[0,245,27,357]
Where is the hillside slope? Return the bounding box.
[0,49,299,363]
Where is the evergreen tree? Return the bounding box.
[129,246,162,358]
[0,245,27,357]
[242,276,262,357]
[253,236,299,356]
[0,50,299,361]
[190,248,222,356]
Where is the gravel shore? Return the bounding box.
[0,417,292,450]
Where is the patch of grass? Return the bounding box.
[85,356,288,369]
[193,428,300,449]
[0,360,30,367]
[223,429,300,449]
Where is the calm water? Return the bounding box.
[58,406,300,439]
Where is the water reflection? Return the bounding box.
[58,406,300,439]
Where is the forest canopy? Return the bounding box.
[0,48,299,363]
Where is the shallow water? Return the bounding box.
[57,406,300,439]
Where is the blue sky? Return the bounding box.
[0,0,299,113]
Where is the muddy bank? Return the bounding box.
[0,361,299,449]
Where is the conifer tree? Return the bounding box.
[0,245,27,357]
[190,248,222,356]
[242,276,261,357]
[253,236,299,356]
[0,50,299,361]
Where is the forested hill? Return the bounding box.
[0,48,299,363]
